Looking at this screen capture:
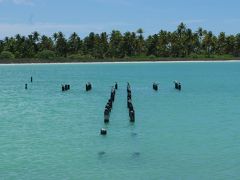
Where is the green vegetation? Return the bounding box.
[68,54,94,60]
[36,50,56,59]
[0,51,15,59]
[0,23,240,62]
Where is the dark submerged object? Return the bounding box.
[174,81,182,91]
[132,152,140,157]
[131,132,137,137]
[98,151,106,156]
[115,82,118,90]
[25,84,28,90]
[153,83,158,91]
[100,128,107,135]
[31,76,33,83]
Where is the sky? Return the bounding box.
[0,0,240,38]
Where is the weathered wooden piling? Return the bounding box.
[105,103,112,112]
[127,99,132,108]
[127,83,131,93]
[65,84,68,90]
[129,110,135,122]
[100,128,107,135]
[174,81,182,91]
[153,83,158,91]
[127,83,135,122]
[62,84,70,92]
[111,89,115,102]
[86,82,92,91]
[104,111,110,123]
[103,84,118,124]
[178,83,181,90]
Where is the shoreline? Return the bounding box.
[0,59,240,65]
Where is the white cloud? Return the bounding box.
[13,0,33,5]
[92,0,132,6]
[0,0,34,5]
[223,19,240,23]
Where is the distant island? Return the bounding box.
[0,23,240,63]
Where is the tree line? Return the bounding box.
[0,23,240,60]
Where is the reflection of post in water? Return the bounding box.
[132,152,141,158]
[98,151,106,157]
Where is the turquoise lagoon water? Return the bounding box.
[0,62,240,179]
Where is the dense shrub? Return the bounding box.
[68,54,94,60]
[37,50,56,59]
[148,55,157,59]
[0,51,15,59]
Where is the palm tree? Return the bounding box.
[203,31,216,56]
[53,32,58,43]
[136,28,145,55]
[185,28,193,56]
[225,35,235,55]
[137,28,144,36]
[40,35,54,51]
[217,32,226,55]
[55,32,67,57]
[234,34,240,56]
[100,32,109,58]
[68,32,81,54]
[177,22,186,38]
[109,30,123,58]
[32,31,40,42]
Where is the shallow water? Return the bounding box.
[0,62,240,179]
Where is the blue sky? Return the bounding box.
[0,0,240,38]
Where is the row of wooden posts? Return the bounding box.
[152,81,182,91]
[100,82,118,135]
[25,78,94,92]
[61,82,92,92]
[104,84,117,123]
[62,84,70,91]
[101,82,138,135]
[127,83,135,122]
[101,81,182,135]
[25,77,181,92]
[24,77,181,136]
